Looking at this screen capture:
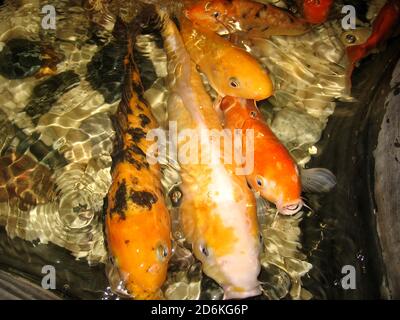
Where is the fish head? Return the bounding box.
[188,197,262,299]
[248,139,303,215]
[214,48,273,100]
[250,173,303,216]
[106,209,171,299]
[184,0,230,33]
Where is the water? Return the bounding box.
[0,0,397,300]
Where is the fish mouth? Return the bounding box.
[279,201,303,216]
[222,285,262,300]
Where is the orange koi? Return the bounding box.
[219,96,336,215]
[184,0,310,37]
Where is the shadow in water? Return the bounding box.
[302,37,400,299]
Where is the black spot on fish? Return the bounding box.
[130,191,158,210]
[139,114,151,127]
[111,148,125,171]
[125,240,130,245]
[124,151,149,170]
[395,156,399,163]
[394,87,400,96]
[132,78,144,98]
[24,71,80,125]
[110,180,128,219]
[394,139,400,148]
[0,38,42,79]
[127,128,146,143]
[102,195,109,224]
[131,145,146,157]
[386,118,390,124]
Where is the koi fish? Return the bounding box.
[299,0,334,24]
[180,17,273,101]
[184,0,310,37]
[347,0,400,66]
[219,96,336,215]
[105,17,171,300]
[160,11,262,299]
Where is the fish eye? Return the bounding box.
[250,111,257,118]
[156,244,169,262]
[256,176,264,187]
[229,77,240,88]
[199,243,209,257]
[212,11,220,18]
[345,34,356,44]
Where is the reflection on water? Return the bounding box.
[0,0,117,265]
[0,0,393,300]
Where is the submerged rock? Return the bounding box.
[271,107,324,150]
[0,38,42,79]
[23,70,80,125]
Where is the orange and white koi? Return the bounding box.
[184,0,310,37]
[219,96,336,215]
[160,11,262,299]
[105,17,171,300]
[180,17,273,101]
